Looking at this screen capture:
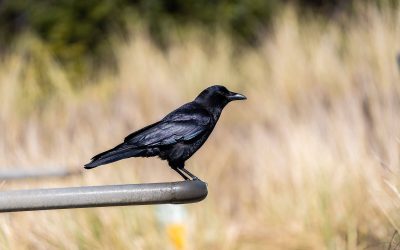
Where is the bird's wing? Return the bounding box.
[124,107,211,147]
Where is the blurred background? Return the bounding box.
[0,0,400,249]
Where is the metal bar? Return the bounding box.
[0,180,208,212]
[397,52,400,71]
[0,168,81,180]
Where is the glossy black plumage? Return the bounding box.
[84,85,246,180]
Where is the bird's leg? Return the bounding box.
[181,168,199,180]
[170,161,193,181]
[171,167,190,180]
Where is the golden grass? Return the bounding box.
[0,5,400,249]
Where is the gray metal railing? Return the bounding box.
[0,167,81,180]
[0,180,208,212]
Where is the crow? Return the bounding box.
[84,85,246,180]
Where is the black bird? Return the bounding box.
[84,85,246,180]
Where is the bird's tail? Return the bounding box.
[84,143,144,169]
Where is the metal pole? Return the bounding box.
[0,180,208,212]
[0,168,81,180]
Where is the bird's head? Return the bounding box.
[194,85,246,110]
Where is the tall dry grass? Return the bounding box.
[0,5,400,250]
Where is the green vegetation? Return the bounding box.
[0,0,398,76]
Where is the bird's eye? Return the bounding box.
[217,91,226,97]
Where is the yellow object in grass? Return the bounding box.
[166,224,186,250]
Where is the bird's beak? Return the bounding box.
[227,92,247,101]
